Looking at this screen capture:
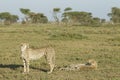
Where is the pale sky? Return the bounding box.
[0,0,120,21]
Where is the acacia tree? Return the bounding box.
[20,8,30,22]
[29,12,37,23]
[53,8,60,24]
[62,7,72,25]
[10,15,19,23]
[62,11,93,25]
[64,7,72,12]
[20,8,48,24]
[108,7,120,24]
[90,17,101,26]
[29,12,48,23]
[0,12,19,25]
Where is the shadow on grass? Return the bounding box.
[0,64,22,70]
[30,66,48,72]
[0,64,48,72]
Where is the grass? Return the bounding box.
[0,24,120,80]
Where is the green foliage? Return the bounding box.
[53,8,60,12]
[19,8,30,22]
[62,11,106,26]
[29,12,48,23]
[108,7,120,23]
[20,8,30,15]
[64,7,72,12]
[0,12,19,25]
[48,31,87,40]
[19,8,48,24]
[90,17,101,27]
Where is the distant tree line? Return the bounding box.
[62,8,103,26]
[0,7,120,26]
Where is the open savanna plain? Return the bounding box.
[0,24,120,80]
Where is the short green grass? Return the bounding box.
[0,24,120,80]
